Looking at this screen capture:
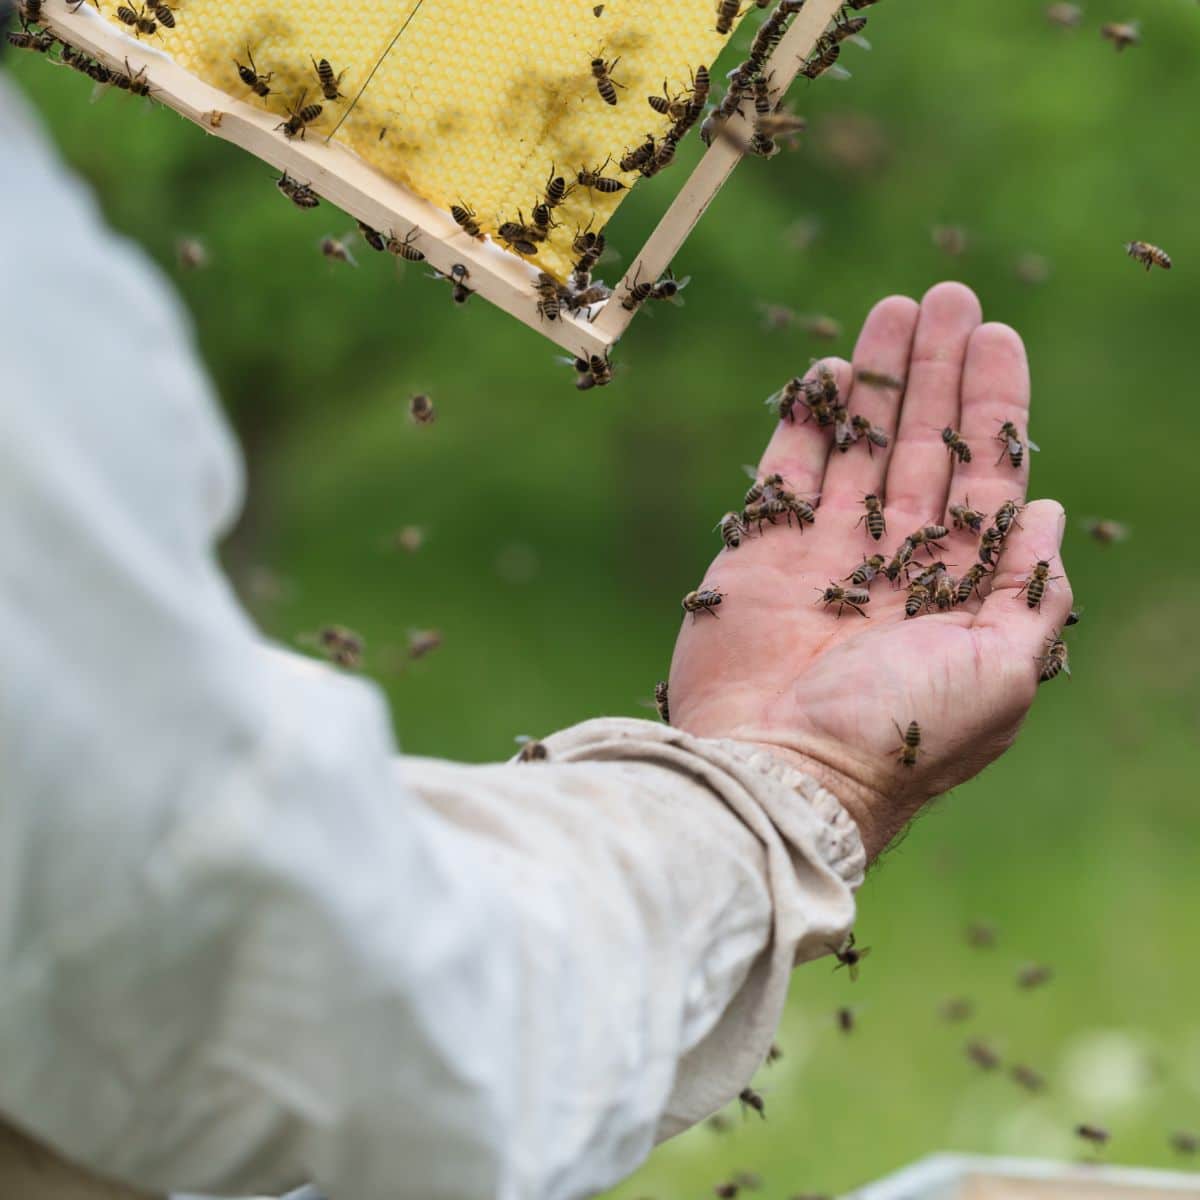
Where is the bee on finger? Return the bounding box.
[1101,21,1139,49]
[235,48,273,96]
[311,56,347,101]
[995,498,1024,536]
[1016,559,1063,611]
[816,583,870,618]
[909,524,950,559]
[577,158,626,193]
[829,931,870,980]
[857,494,886,541]
[894,721,922,766]
[884,539,915,583]
[850,414,889,454]
[1124,240,1170,270]
[590,52,625,105]
[654,681,670,724]
[846,554,886,587]
[450,201,484,240]
[855,367,905,391]
[834,406,855,453]
[904,580,930,618]
[957,563,990,604]
[949,498,986,533]
[716,511,746,549]
[995,420,1038,469]
[1037,633,1070,682]
[765,376,805,423]
[836,1005,856,1034]
[683,588,725,620]
[276,90,324,140]
[941,426,972,463]
[979,525,1004,566]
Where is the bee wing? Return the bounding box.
[1026,438,1041,452]
[848,33,872,49]
[825,64,853,80]
[742,463,760,480]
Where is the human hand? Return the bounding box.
[668,283,1073,860]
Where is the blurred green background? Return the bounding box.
[6,0,1200,1195]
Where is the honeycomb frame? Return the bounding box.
[37,0,847,359]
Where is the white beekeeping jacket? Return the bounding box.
[0,76,863,1200]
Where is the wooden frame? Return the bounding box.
[38,0,846,359]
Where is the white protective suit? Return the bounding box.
[0,76,864,1200]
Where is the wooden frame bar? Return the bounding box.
[37,0,846,358]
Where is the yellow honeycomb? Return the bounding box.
[110,0,755,277]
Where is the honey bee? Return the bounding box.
[978,525,1003,566]
[1010,1064,1046,1093]
[687,63,712,113]
[1076,1123,1111,1147]
[7,22,55,51]
[149,2,174,28]
[684,587,725,620]
[909,524,949,558]
[994,498,1023,536]
[894,719,921,766]
[714,1181,739,1199]
[967,921,997,948]
[408,393,436,424]
[932,224,969,256]
[966,1040,1001,1071]
[619,134,658,174]
[834,406,854,454]
[391,525,425,553]
[1015,252,1052,285]
[995,420,1038,469]
[716,511,746,549]
[276,171,321,208]
[17,0,43,19]
[234,48,273,96]
[650,270,690,303]
[1016,962,1053,989]
[1100,20,1139,49]
[956,563,990,604]
[111,58,153,96]
[850,414,889,454]
[450,202,484,239]
[320,234,357,266]
[498,218,541,257]
[572,225,606,274]
[577,159,627,193]
[797,314,843,340]
[716,0,743,34]
[448,264,474,305]
[904,581,929,618]
[941,426,972,463]
[738,1087,766,1119]
[116,4,157,36]
[1124,239,1170,270]
[884,539,915,582]
[787,496,817,525]
[846,554,886,586]
[309,625,364,670]
[1082,517,1129,544]
[939,997,973,1023]
[706,1113,734,1134]
[590,52,625,105]
[836,1006,856,1034]
[932,573,957,610]
[755,111,808,139]
[276,91,324,140]
[1037,634,1070,682]
[648,79,689,120]
[311,56,346,101]
[621,265,654,312]
[1017,559,1062,611]
[544,166,574,209]
[800,36,841,79]
[949,499,986,533]
[407,628,443,661]
[358,222,386,252]
[829,931,870,980]
[816,583,870,618]
[746,131,780,159]
[1065,608,1081,627]
[588,350,614,387]
[1046,2,1083,27]
[386,227,425,261]
[533,273,563,322]
[766,1042,784,1065]
[1170,1132,1199,1156]
[516,737,549,763]
[654,680,670,723]
[857,493,886,541]
[765,376,804,422]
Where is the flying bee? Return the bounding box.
[544,166,573,208]
[302,625,365,670]
[949,499,986,533]
[654,680,670,723]
[1046,1,1083,27]
[850,414,889,454]
[235,48,273,96]
[1037,634,1070,682]
[1016,961,1054,989]
[688,62,712,111]
[1017,559,1062,611]
[320,234,357,266]
[857,493,886,541]
[1100,20,1139,49]
[1076,1123,1111,1147]
[940,997,973,1023]
[116,4,157,36]
[408,393,436,425]
[1124,239,1170,270]
[979,525,1003,565]
[941,426,972,463]
[816,583,870,618]
[590,52,625,105]
[1010,1064,1047,1093]
[957,563,990,604]
[995,420,1038,468]
[766,1041,784,1066]
[311,56,347,101]
[277,172,320,208]
[716,0,743,34]
[829,932,870,980]
[994,498,1023,535]
[755,110,808,139]
[386,227,425,260]
[909,524,949,558]
[765,376,804,422]
[450,201,484,239]
[577,159,626,193]
[854,368,904,393]
[836,1006,856,1034]
[358,222,386,252]
[966,1040,1001,1071]
[714,1183,739,1199]
[648,80,689,119]
[904,581,930,618]
[516,737,549,763]
[276,91,324,140]
[738,1087,766,1119]
[1082,517,1129,544]
[747,131,779,159]
[932,224,969,256]
[683,588,725,620]
[1170,1132,1199,1156]
[967,921,997,948]
[716,511,746,549]
[587,350,614,386]
[846,554,886,586]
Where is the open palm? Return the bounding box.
[669,283,1073,858]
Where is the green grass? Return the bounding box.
[6,0,1200,1192]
